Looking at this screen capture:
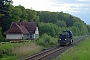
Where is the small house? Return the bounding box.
[5,21,39,40]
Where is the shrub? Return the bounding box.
[36,33,58,47]
[0,37,6,42]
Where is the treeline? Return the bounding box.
[37,11,89,36]
[0,0,90,41]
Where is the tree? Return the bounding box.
[0,0,13,35]
[73,22,88,35]
[49,12,58,23]
[26,9,39,22]
[15,5,28,21]
[55,20,66,27]
[39,22,61,37]
[70,26,80,36]
[10,5,22,22]
[86,25,90,35]
[0,26,2,38]
[37,11,50,22]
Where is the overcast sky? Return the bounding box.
[12,0,90,24]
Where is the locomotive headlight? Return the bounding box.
[65,39,67,40]
[60,39,61,40]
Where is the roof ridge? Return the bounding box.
[16,24,22,33]
[16,24,29,34]
[20,25,29,34]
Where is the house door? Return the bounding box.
[30,34,32,39]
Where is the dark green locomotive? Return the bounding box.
[58,30,73,46]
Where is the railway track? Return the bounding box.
[21,46,59,60]
[21,35,89,60]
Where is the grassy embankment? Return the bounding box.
[55,36,90,60]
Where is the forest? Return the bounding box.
[0,0,90,42]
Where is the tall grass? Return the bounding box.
[55,36,90,60]
[0,41,43,60]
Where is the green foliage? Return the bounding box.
[39,22,61,37]
[0,56,16,60]
[0,42,18,59]
[70,26,80,36]
[73,22,88,35]
[10,5,22,22]
[36,33,58,47]
[37,11,89,36]
[86,25,90,35]
[0,0,13,35]
[26,9,39,22]
[37,11,77,27]
[55,20,66,27]
[0,26,5,42]
[73,22,82,28]
[0,27,2,37]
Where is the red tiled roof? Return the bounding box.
[6,22,38,34]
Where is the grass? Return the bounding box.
[73,36,81,38]
[0,36,83,60]
[55,36,90,60]
[12,42,43,59]
[0,40,43,60]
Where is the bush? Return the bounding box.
[36,33,58,47]
[0,37,6,42]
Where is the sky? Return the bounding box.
[12,0,90,24]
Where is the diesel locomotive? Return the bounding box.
[58,30,73,46]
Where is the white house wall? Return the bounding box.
[23,34,29,39]
[6,34,23,39]
[31,34,35,39]
[30,34,39,39]
[6,27,39,40]
[35,27,39,34]
[35,34,39,39]
[34,27,39,39]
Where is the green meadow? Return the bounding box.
[55,36,90,60]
